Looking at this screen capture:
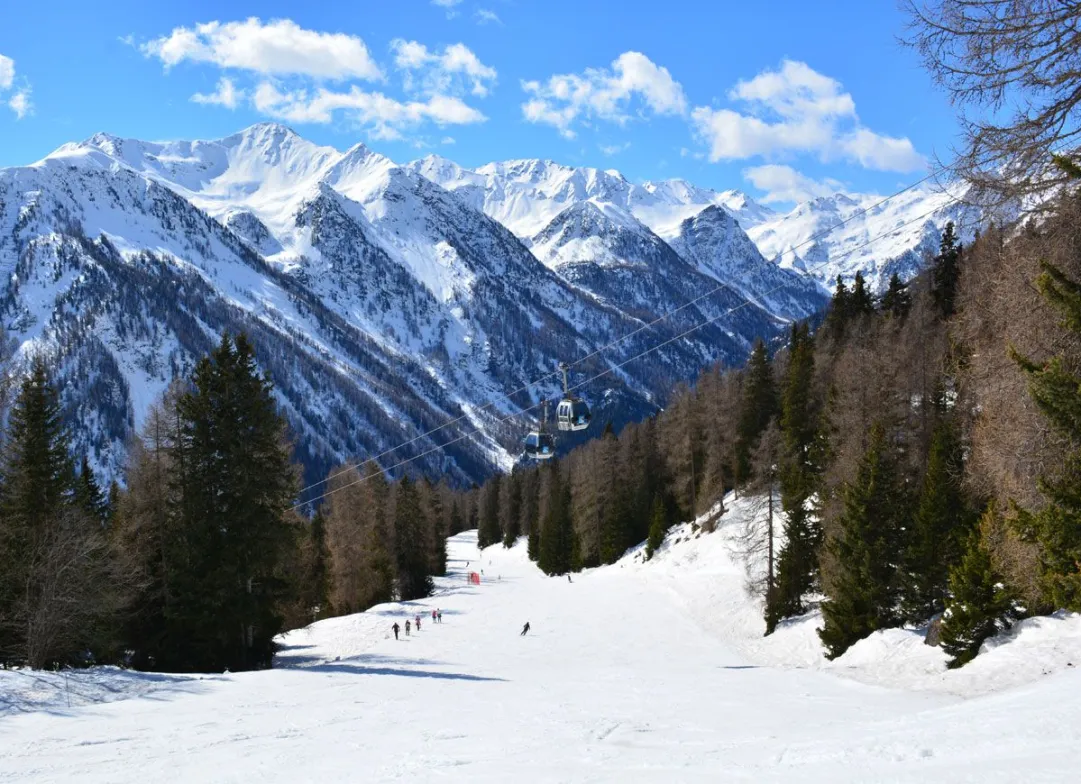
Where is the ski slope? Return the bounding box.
[2,505,1080,782]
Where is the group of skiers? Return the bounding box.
[392,609,444,640]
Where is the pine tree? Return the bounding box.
[502,471,522,548]
[931,222,961,319]
[394,476,434,601]
[819,423,908,659]
[167,334,299,672]
[645,495,667,561]
[771,323,821,624]
[538,462,574,575]
[1011,260,1081,610]
[75,456,108,526]
[879,273,912,320]
[901,420,973,623]
[849,271,875,317]
[734,340,777,487]
[0,361,116,667]
[824,276,852,338]
[940,505,1018,668]
[477,473,502,549]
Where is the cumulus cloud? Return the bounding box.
[692,60,924,173]
[521,51,687,139]
[143,19,491,140]
[0,53,32,119]
[252,82,485,140]
[142,18,383,81]
[391,40,497,98]
[599,142,631,156]
[742,164,844,204]
[475,9,502,25]
[192,77,242,109]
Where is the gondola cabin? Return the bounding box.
[556,398,591,432]
[524,430,556,460]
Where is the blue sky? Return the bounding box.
[0,0,960,206]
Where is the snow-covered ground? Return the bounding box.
[2,498,1080,782]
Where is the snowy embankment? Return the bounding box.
[634,493,1081,697]
[1,508,1080,782]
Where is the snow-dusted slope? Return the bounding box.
[747,187,985,291]
[2,527,1078,782]
[2,124,798,486]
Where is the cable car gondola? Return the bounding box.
[556,362,592,432]
[524,400,556,460]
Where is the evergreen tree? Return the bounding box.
[537,462,574,575]
[771,323,821,624]
[940,505,1018,668]
[0,361,115,667]
[901,420,973,623]
[1011,260,1081,610]
[425,479,448,576]
[931,222,962,319]
[502,472,521,549]
[733,340,777,487]
[824,276,852,337]
[394,476,434,601]
[645,495,668,561]
[166,334,299,672]
[849,271,876,317]
[477,473,502,549]
[448,500,464,536]
[819,423,908,659]
[879,273,912,320]
[75,456,108,526]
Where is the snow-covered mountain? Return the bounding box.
[0,123,824,488]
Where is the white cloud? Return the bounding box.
[391,40,497,98]
[252,82,486,139]
[0,54,15,90]
[742,164,844,204]
[142,18,383,81]
[521,51,687,138]
[441,136,456,145]
[192,77,242,109]
[599,142,630,156]
[692,60,925,173]
[432,0,462,6]
[0,53,31,119]
[475,9,502,25]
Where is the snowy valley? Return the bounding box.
[0,123,972,486]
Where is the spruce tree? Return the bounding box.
[75,456,108,526]
[849,271,875,317]
[502,472,521,548]
[394,476,434,601]
[901,420,973,624]
[940,505,1018,668]
[538,462,574,575]
[645,495,668,561]
[167,334,299,672]
[477,473,502,549]
[771,323,821,626]
[819,423,908,659]
[734,340,777,487]
[879,273,912,320]
[1011,260,1081,609]
[824,276,852,337]
[931,222,961,319]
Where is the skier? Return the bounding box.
[405,620,411,636]
[437,609,443,623]
[520,621,530,636]
[567,574,572,583]
[392,622,400,640]
[432,609,437,623]
[415,614,421,631]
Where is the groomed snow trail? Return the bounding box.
[2,529,1079,782]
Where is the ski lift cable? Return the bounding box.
[290,195,960,512]
[292,166,955,499]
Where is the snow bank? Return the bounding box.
[634,492,1081,697]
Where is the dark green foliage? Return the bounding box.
[503,472,521,548]
[734,340,777,487]
[849,272,875,318]
[771,323,821,625]
[75,456,109,526]
[1011,260,1081,609]
[901,421,974,623]
[645,495,668,561]
[162,334,300,672]
[819,424,909,659]
[538,463,575,575]
[394,476,434,601]
[931,222,962,319]
[879,273,912,320]
[478,473,502,549]
[940,506,1018,668]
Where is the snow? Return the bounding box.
[3,501,1080,782]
